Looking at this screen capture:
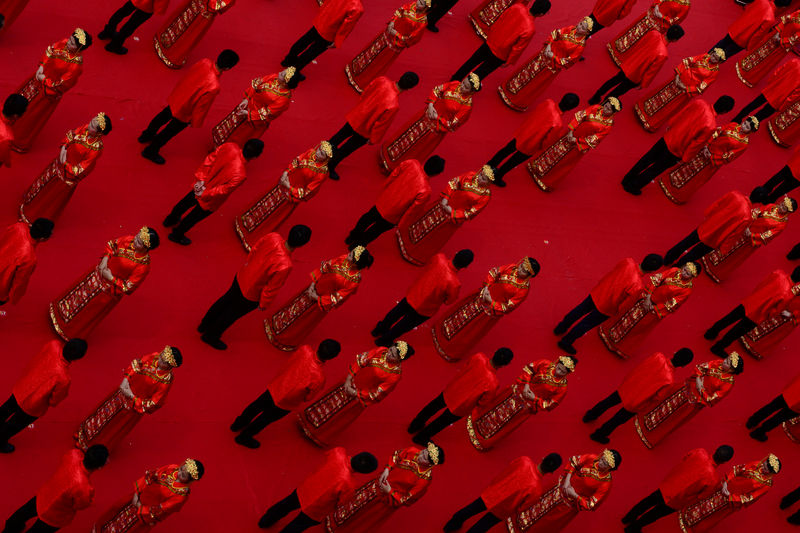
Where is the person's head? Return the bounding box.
[287,224,312,249]
[178,459,205,483]
[216,49,239,71]
[640,253,664,272]
[529,0,551,17]
[576,16,593,35]
[671,348,694,368]
[713,445,734,465]
[452,249,474,270]
[517,256,540,278]
[476,164,495,186]
[418,442,444,467]
[741,115,759,134]
[87,112,112,136]
[558,92,580,112]
[791,266,800,283]
[598,449,621,472]
[157,345,182,370]
[398,72,420,91]
[242,139,265,160]
[601,96,622,116]
[348,245,374,270]
[29,218,54,241]
[554,355,577,377]
[764,453,782,475]
[423,155,446,176]
[709,47,726,64]
[665,24,685,43]
[460,73,481,94]
[491,347,514,368]
[63,338,89,362]
[415,0,432,10]
[280,67,300,90]
[388,340,414,363]
[540,453,563,474]
[69,28,92,52]
[351,452,379,473]
[722,352,744,374]
[317,140,333,163]
[3,94,28,119]
[777,195,797,215]
[133,226,160,252]
[316,339,341,361]
[83,445,109,470]
[680,261,700,280]
[713,95,735,115]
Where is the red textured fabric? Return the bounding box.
[236,232,292,308]
[485,4,536,64]
[658,448,719,510]
[728,0,776,49]
[617,351,674,412]
[375,159,430,224]
[761,58,800,108]
[741,269,794,323]
[782,373,800,412]
[297,447,356,521]
[131,0,170,15]
[11,339,69,417]
[589,257,645,317]
[313,0,364,48]
[619,29,668,87]
[0,222,37,304]
[697,191,752,249]
[267,344,326,410]
[442,352,499,416]
[35,449,94,528]
[167,58,221,127]
[480,456,544,518]
[592,0,638,28]
[663,99,716,162]
[0,117,13,167]
[404,253,460,317]
[345,76,400,144]
[513,98,563,156]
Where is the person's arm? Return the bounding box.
[369,107,398,144]
[8,259,37,304]
[333,7,364,47]
[259,266,291,310]
[48,377,70,407]
[191,90,217,128]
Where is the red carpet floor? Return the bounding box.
[1,0,799,531]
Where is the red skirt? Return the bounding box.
[20,159,78,224]
[212,107,269,147]
[498,51,558,113]
[783,416,800,443]
[467,384,532,451]
[768,99,800,148]
[658,153,718,204]
[325,479,395,533]
[379,110,446,173]
[94,495,147,533]
[11,77,60,153]
[297,382,365,446]
[634,78,690,132]
[735,33,787,88]
[431,291,500,362]
[738,314,796,359]
[49,269,122,341]
[154,0,218,68]
[526,134,582,191]
[507,482,578,533]
[677,489,738,533]
[597,298,661,359]
[0,0,31,29]
[74,389,142,453]
[234,184,296,252]
[265,289,328,351]
[345,31,402,94]
[634,381,703,449]
[468,0,518,39]
[395,202,460,266]
[700,235,753,283]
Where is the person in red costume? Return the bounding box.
[395,165,493,266]
[583,348,694,443]
[735,9,800,87]
[74,346,181,453]
[508,449,621,532]
[736,58,800,124]
[235,142,331,251]
[2,445,108,533]
[408,348,514,445]
[298,341,413,445]
[11,29,92,153]
[589,0,639,33]
[345,0,429,93]
[139,50,239,164]
[162,139,264,245]
[739,277,800,358]
[450,0,550,82]
[345,156,445,247]
[589,25,684,105]
[554,254,664,354]
[0,219,53,307]
[98,0,172,55]
[705,267,800,357]
[485,92,579,187]
[258,449,378,531]
[379,74,479,172]
[747,371,800,441]
[662,190,753,266]
[20,113,112,225]
[528,97,621,192]
[467,356,576,451]
[0,339,87,454]
[281,0,364,76]
[498,17,592,112]
[634,49,726,133]
[371,249,473,346]
[432,257,538,362]
[765,70,800,148]
[443,453,562,533]
[0,95,27,168]
[710,0,786,60]
[265,246,373,352]
[231,339,340,449]
[752,141,800,204]
[659,116,758,204]
[681,454,781,531]
[607,0,691,67]
[212,67,299,147]
[49,227,158,341]
[622,445,734,533]
[92,458,204,532]
[198,225,311,350]
[326,72,419,180]
[154,0,235,68]
[325,443,444,532]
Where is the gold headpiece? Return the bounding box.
[522,257,535,276]
[426,442,441,465]
[783,196,795,212]
[602,449,616,469]
[468,72,481,91]
[160,345,177,367]
[558,355,575,371]
[138,226,152,249]
[746,115,759,131]
[352,245,366,262]
[607,96,622,112]
[728,351,741,369]
[184,459,200,480]
[712,47,726,61]
[481,165,495,182]
[74,28,87,46]
[395,340,409,359]
[582,16,594,31]
[284,66,297,83]
[768,453,781,473]
[424,0,432,7]
[319,141,333,158]
[95,112,107,131]
[685,262,699,277]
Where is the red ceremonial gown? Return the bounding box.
[12,340,70,418]
[481,457,545,520]
[379,82,472,172]
[236,232,293,310]
[36,449,94,528]
[346,76,400,144]
[235,148,329,251]
[298,348,401,446]
[396,170,491,265]
[467,360,568,450]
[607,0,690,66]
[432,263,529,362]
[167,58,221,127]
[12,39,83,153]
[265,254,362,351]
[739,284,800,359]
[0,222,37,304]
[618,351,675,413]
[659,449,720,510]
[404,253,461,318]
[20,124,103,224]
[74,353,172,452]
[298,448,358,522]
[589,258,646,317]
[154,0,235,68]
[736,10,800,88]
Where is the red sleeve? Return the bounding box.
[193,150,218,182]
[48,376,70,407]
[334,5,364,47]
[369,107,399,144]
[8,256,37,304]
[260,265,291,309]
[191,90,218,128]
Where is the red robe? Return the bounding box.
[735,10,800,87]
[762,58,800,109]
[514,98,564,156]
[0,117,13,167]
[481,456,544,519]
[12,340,70,418]
[443,353,499,416]
[592,0,638,27]
[236,232,292,309]
[346,77,400,144]
[405,253,461,317]
[268,344,326,410]
[589,257,646,317]
[193,142,246,211]
[619,29,668,87]
[375,159,431,225]
[618,351,675,412]
[36,449,94,528]
[729,0,776,48]
[607,0,690,69]
[664,99,716,162]
[132,0,170,14]
[486,4,536,64]
[154,0,235,69]
[659,448,720,509]
[167,58,221,127]
[742,270,794,323]
[313,0,364,47]
[0,222,37,304]
[298,448,357,521]
[697,191,753,251]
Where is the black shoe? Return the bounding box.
[553,322,568,335]
[710,344,728,358]
[557,339,577,355]
[370,323,384,337]
[163,214,179,227]
[141,148,166,165]
[374,337,392,348]
[703,328,719,340]
[781,489,800,510]
[201,334,227,349]
[443,517,464,532]
[295,72,306,82]
[589,431,610,444]
[137,131,155,144]
[280,57,295,68]
[582,410,599,423]
[749,429,768,442]
[621,513,635,525]
[624,525,642,533]
[97,27,115,40]
[788,243,800,261]
[411,433,428,446]
[104,42,128,55]
[345,234,355,247]
[427,24,440,32]
[588,93,602,105]
[230,417,247,432]
[494,178,507,188]
[789,512,800,526]
[234,434,261,449]
[622,183,642,196]
[0,442,14,453]
[259,512,278,529]
[407,419,424,434]
[745,415,760,430]
[329,169,340,181]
